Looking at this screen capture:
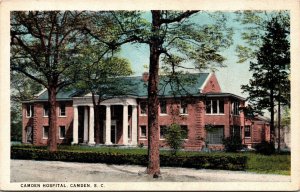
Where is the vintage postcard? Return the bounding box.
[1,0,300,191]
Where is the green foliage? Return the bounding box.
[164,124,187,155]
[254,141,276,155]
[222,136,243,152]
[11,145,247,171]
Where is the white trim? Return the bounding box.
[199,72,213,93]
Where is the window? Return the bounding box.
[26,126,33,143]
[232,101,240,115]
[160,125,167,139]
[43,126,49,139]
[160,101,167,114]
[59,126,66,139]
[128,125,131,139]
[59,103,66,116]
[206,125,224,144]
[43,104,49,117]
[26,104,33,117]
[180,125,188,139]
[140,125,147,138]
[230,126,241,138]
[180,101,188,114]
[206,100,224,114]
[245,126,251,137]
[140,102,147,115]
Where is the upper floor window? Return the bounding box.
[140,101,147,115]
[43,104,49,117]
[180,101,188,115]
[26,104,33,118]
[59,103,66,116]
[232,101,240,115]
[160,101,167,114]
[206,99,224,114]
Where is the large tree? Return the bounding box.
[10,11,90,151]
[73,44,133,144]
[89,11,233,176]
[241,16,290,146]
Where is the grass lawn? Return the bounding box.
[12,144,291,175]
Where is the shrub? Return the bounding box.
[222,136,243,152]
[254,141,275,155]
[164,124,186,155]
[11,146,247,171]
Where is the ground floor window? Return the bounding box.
[26,126,33,143]
[180,125,188,139]
[128,125,131,139]
[230,125,241,138]
[140,125,147,138]
[160,125,167,139]
[244,125,251,137]
[43,126,49,139]
[206,125,224,144]
[59,126,66,139]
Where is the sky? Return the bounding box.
[119,11,253,98]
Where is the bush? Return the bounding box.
[222,136,243,152]
[164,124,186,155]
[11,146,247,171]
[254,141,275,155]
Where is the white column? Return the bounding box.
[88,105,95,145]
[72,105,78,144]
[105,105,112,145]
[131,105,138,146]
[83,106,88,143]
[123,105,128,145]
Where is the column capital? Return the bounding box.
[73,104,78,108]
[89,104,94,108]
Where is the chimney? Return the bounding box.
[142,72,149,82]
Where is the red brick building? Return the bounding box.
[22,72,270,150]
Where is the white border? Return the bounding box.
[1,0,300,191]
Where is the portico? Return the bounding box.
[71,96,138,146]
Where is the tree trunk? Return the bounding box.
[146,10,161,176]
[48,85,58,152]
[270,89,275,144]
[278,99,281,152]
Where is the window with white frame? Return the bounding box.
[140,101,147,115]
[206,125,224,144]
[140,125,147,138]
[26,104,33,118]
[160,101,167,114]
[180,101,188,114]
[43,126,49,139]
[180,125,188,139]
[206,99,224,114]
[59,126,66,139]
[232,101,240,115]
[43,104,49,117]
[160,125,167,139]
[244,125,251,138]
[59,103,66,116]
